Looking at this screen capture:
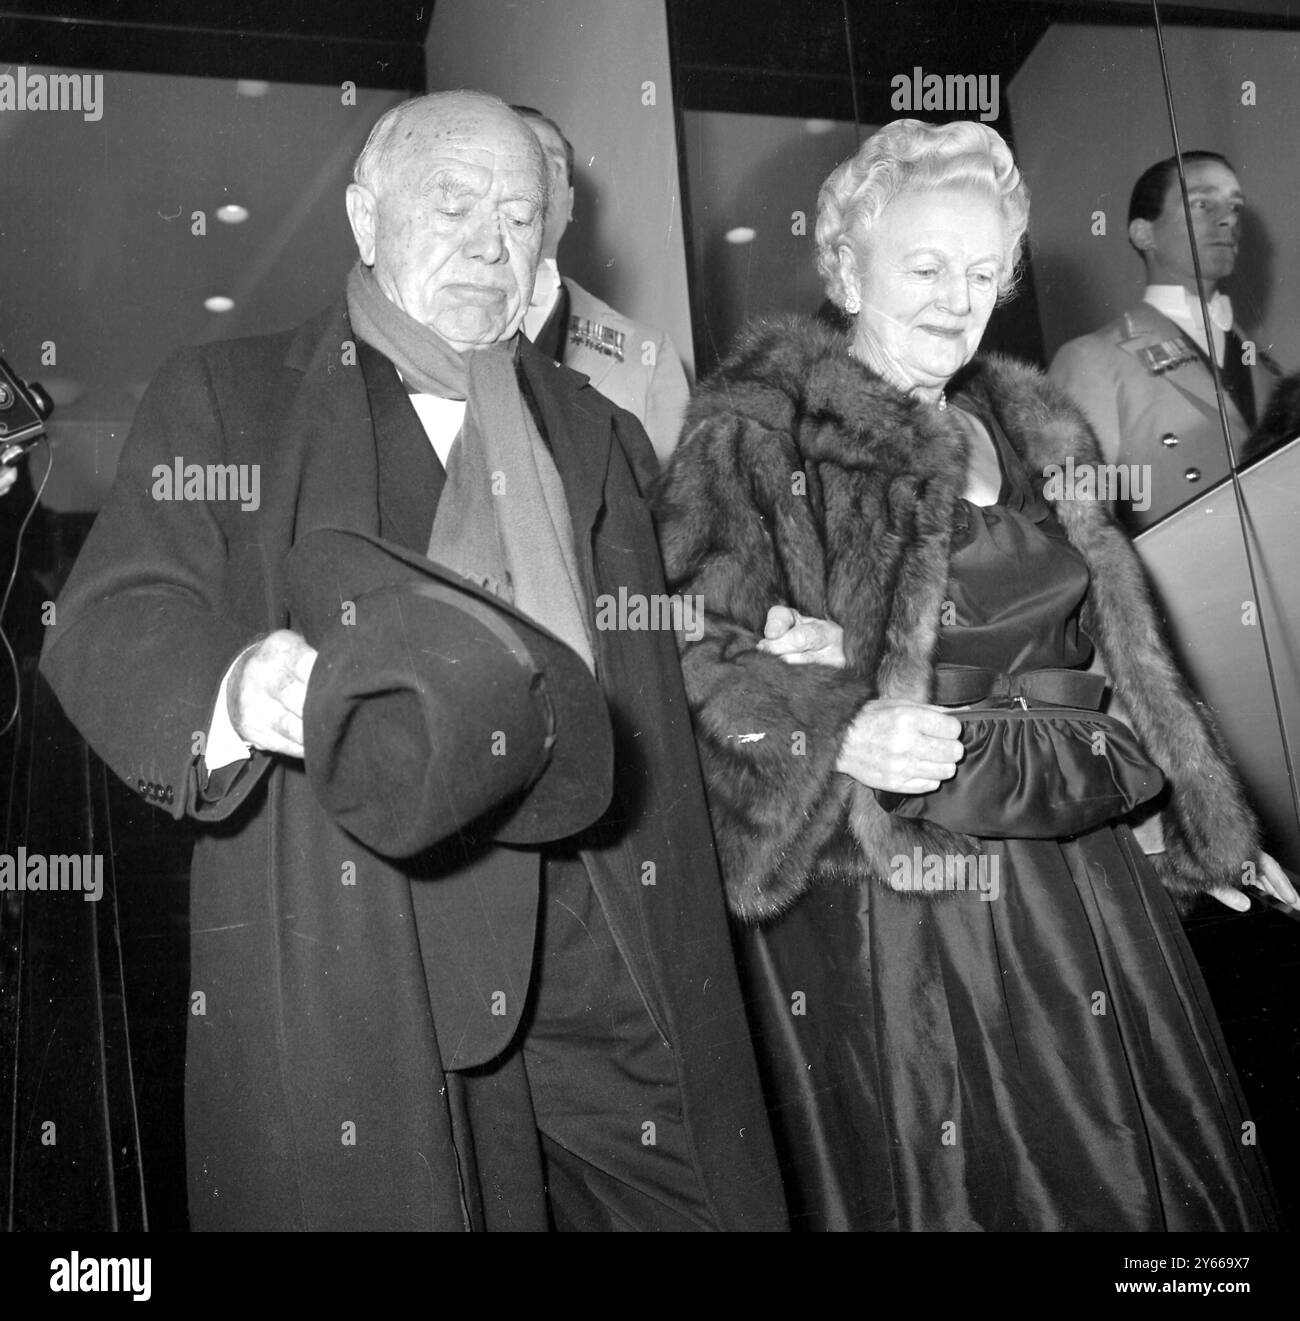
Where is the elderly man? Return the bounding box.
[1049,151,1282,531]
[40,92,785,1232]
[512,105,691,464]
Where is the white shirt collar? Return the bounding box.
[1143,283,1233,335]
[522,258,563,342]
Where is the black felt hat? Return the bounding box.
[286,528,613,857]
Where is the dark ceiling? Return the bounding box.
[0,0,434,88]
[669,0,1300,120]
[6,1,1298,106]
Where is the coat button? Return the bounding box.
[137,778,147,795]
[1160,433,1179,447]
[164,785,174,804]
[1184,467,1201,482]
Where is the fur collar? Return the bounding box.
[688,314,1104,487]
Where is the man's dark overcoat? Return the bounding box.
[40,301,786,1231]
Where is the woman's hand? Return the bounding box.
[758,607,964,792]
[1211,851,1300,913]
[756,606,846,668]
[836,698,964,794]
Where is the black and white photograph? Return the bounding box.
[2,0,1299,1294]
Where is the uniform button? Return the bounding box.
[1160,433,1179,447]
[137,778,147,795]
[164,785,174,804]
[1184,467,1201,482]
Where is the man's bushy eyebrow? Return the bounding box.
[417,173,544,210]
[424,169,480,197]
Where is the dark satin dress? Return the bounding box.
[739,409,1279,1232]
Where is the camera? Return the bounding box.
[0,357,54,464]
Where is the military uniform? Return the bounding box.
[531,276,691,465]
[1049,302,1281,531]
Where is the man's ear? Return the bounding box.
[1128,217,1153,253]
[346,184,378,266]
[565,184,575,224]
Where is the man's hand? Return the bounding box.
[1211,850,1300,913]
[227,630,318,759]
[836,698,964,794]
[756,605,847,668]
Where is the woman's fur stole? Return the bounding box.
[653,316,1258,921]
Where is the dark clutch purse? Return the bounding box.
[875,667,1166,840]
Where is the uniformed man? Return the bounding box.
[512,105,691,464]
[1049,151,1282,532]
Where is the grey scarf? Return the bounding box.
[347,261,594,672]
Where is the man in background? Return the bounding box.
[513,105,691,464]
[1050,151,1282,532]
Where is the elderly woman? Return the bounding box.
[654,119,1297,1231]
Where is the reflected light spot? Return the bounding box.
[216,204,249,224]
[725,226,757,245]
[205,296,235,313]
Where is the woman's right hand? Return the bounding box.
[836,698,965,794]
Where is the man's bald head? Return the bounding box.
[345,91,550,350]
[353,91,547,206]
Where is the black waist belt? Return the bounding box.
[932,665,1106,710]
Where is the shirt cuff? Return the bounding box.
[205,651,255,770]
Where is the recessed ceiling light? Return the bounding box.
[216,204,249,224]
[725,227,757,245]
[235,80,270,98]
[205,296,235,313]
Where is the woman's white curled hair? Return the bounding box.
[815,118,1031,310]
